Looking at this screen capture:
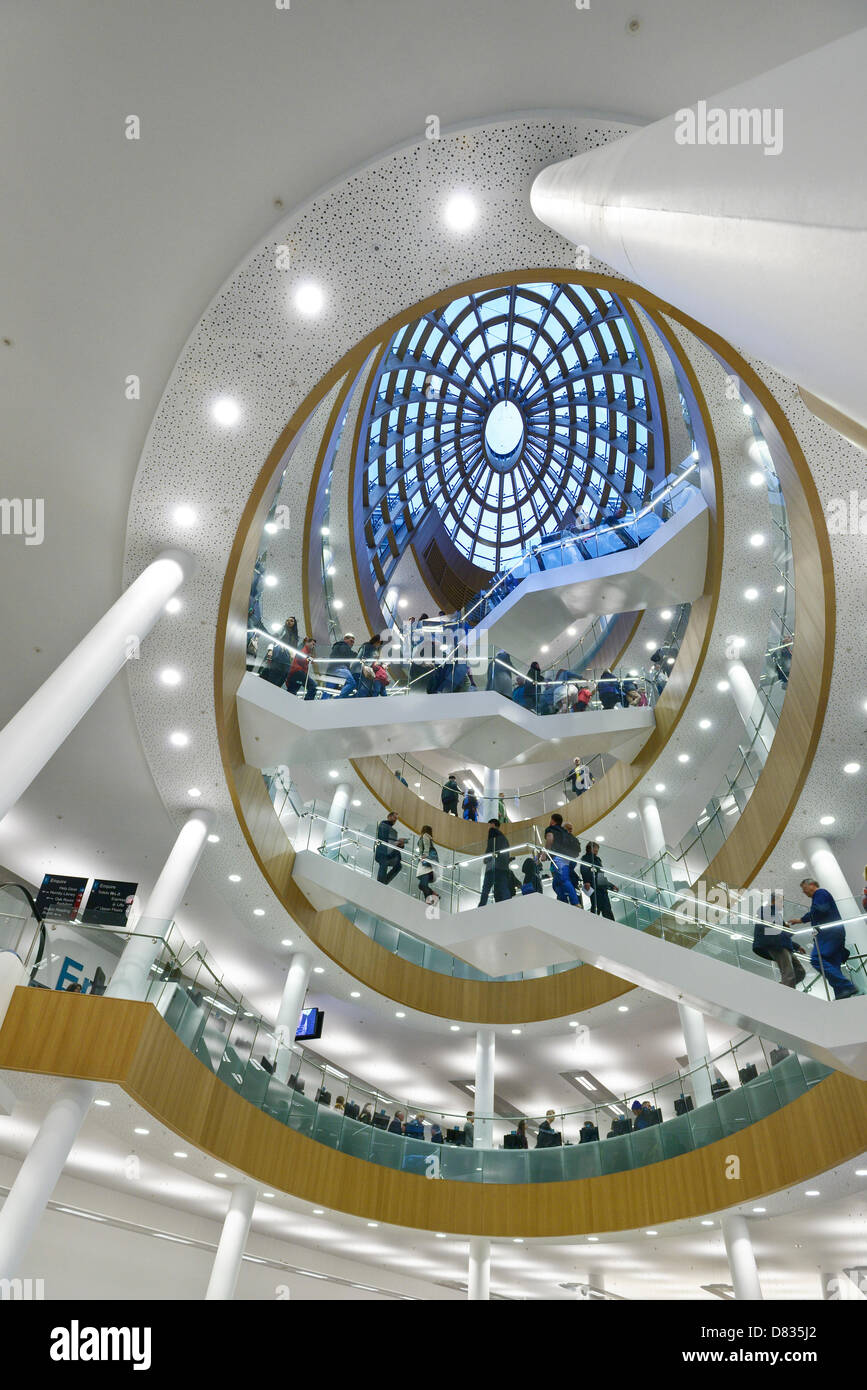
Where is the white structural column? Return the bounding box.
[677,1002,714,1107]
[721,1213,764,1300]
[0,803,213,1278]
[323,781,351,857]
[468,1236,491,1301]
[474,1028,496,1148]
[0,549,194,826]
[205,1182,257,1300]
[274,952,312,1082]
[530,32,867,431]
[107,809,214,1001]
[637,794,666,861]
[727,661,772,759]
[0,1080,96,1279]
[482,768,499,823]
[801,836,867,972]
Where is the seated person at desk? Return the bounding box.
[357,1103,372,1123]
[429,1122,444,1144]
[536,1110,561,1147]
[607,1114,632,1137]
[404,1113,425,1140]
[505,1119,529,1149]
[579,1120,599,1143]
[631,1100,660,1130]
[333,1095,345,1115]
[388,1109,405,1135]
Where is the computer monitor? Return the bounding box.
[503,1132,522,1150]
[445,1127,464,1144]
[536,1129,562,1149]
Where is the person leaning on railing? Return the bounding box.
[285,636,319,700]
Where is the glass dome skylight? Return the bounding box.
[361,282,656,574]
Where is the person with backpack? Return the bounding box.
[752,891,806,988]
[462,787,479,821]
[521,852,544,895]
[415,825,439,905]
[544,813,580,905]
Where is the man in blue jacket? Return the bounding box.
[787,879,858,1000]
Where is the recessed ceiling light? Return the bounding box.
[627,811,637,819]
[351,799,362,807]
[435,1232,447,1239]
[263,1192,275,1198]
[253,908,265,917]
[215,1172,227,1179]
[843,762,861,774]
[568,1021,579,1028]
[134,1127,149,1136]
[513,1237,524,1244]
[716,681,730,693]
[744,587,759,601]
[749,532,765,547]
[212,396,241,427]
[333,599,344,610]
[187,787,201,798]
[701,1220,714,1226]
[328,769,339,779]
[295,282,324,315]
[94,1099,111,1107]
[660,609,673,621]
[752,1207,766,1213]
[791,861,806,871]
[173,505,197,527]
[327,565,337,576]
[169,731,189,747]
[228,874,241,883]
[567,627,577,636]
[855,1169,867,1177]
[450,1025,460,1031]
[264,574,278,588]
[173,1151,187,1159]
[654,783,666,793]
[819,815,835,826]
[587,1236,599,1243]
[444,192,477,231]
[644,641,656,651]
[320,525,330,536]
[618,1005,629,1013]
[748,471,764,487]
[645,1230,658,1236]
[540,644,549,653]
[312,1208,324,1215]
[677,753,690,764]
[776,584,784,593]
[159,668,182,686]
[165,597,182,615]
[395,1011,406,1019]
[742,404,753,417]
[207,833,220,843]
[511,1028,521,1035]
[805,1190,820,1197]
[264,522,278,535]
[699,719,712,730]
[596,835,605,843]
[367,1221,379,1228]
[313,966,324,974]
[350,990,360,998]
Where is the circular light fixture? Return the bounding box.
[173,1151,187,1159]
[333,599,344,610]
[264,574,278,588]
[444,192,477,231]
[804,1190,820,1197]
[819,815,835,826]
[587,1236,599,1243]
[618,1005,629,1013]
[351,799,362,807]
[367,1221,379,1228]
[281,938,293,946]
[165,597,182,615]
[776,584,784,593]
[327,565,336,576]
[134,1127,149,1136]
[567,627,577,637]
[328,769,339,779]
[644,641,656,652]
[207,834,220,843]
[742,404,753,417]
[173,505,197,527]
[513,1238,524,1244]
[395,1011,406,1019]
[748,471,764,487]
[295,282,324,315]
[627,811,637,820]
[701,1220,714,1227]
[791,861,806,871]
[752,1207,766,1213]
[749,532,765,547]
[312,1208,324,1215]
[596,835,605,843]
[187,787,201,798]
[744,587,759,601]
[212,397,241,428]
[511,1028,522,1035]
[228,874,241,883]
[698,719,712,730]
[159,668,182,686]
[654,782,666,793]
[169,731,189,748]
[645,1230,658,1236]
[677,754,690,764]
[264,522,278,535]
[843,762,861,774]
[313,966,324,974]
[716,681,730,693]
[435,1232,447,1239]
[540,644,549,654]
[660,609,673,621]
[253,908,265,917]
[263,1192,275,1199]
[94,1099,111,1108]
[568,1021,579,1028]
[350,990,360,998]
[450,1025,460,1032]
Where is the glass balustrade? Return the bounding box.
[12,912,836,1185]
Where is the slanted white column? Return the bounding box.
[727,660,773,759]
[0,550,194,826]
[274,952,312,1083]
[530,32,867,431]
[721,1213,764,1300]
[474,1028,496,1148]
[205,1182,257,1300]
[322,782,351,858]
[801,836,867,975]
[677,1002,714,1107]
[482,768,499,823]
[0,1080,96,1279]
[107,809,214,1002]
[637,794,666,860]
[468,1236,491,1301]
